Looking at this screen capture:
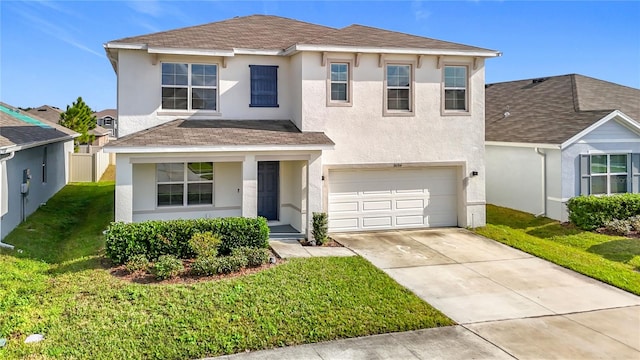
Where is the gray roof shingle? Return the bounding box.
[485,74,640,144]
[26,105,62,123]
[1,103,77,150]
[107,120,334,148]
[108,15,496,54]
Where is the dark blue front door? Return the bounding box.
[258,161,279,221]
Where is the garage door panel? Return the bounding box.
[362,200,392,211]
[396,215,425,226]
[328,167,458,231]
[329,201,359,213]
[396,199,424,210]
[363,216,392,228]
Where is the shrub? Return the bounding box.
[312,212,328,246]
[216,254,248,274]
[567,194,640,230]
[191,256,219,276]
[232,247,270,267]
[189,232,221,258]
[124,254,150,273]
[152,255,184,280]
[604,219,632,236]
[628,215,640,232]
[105,217,269,264]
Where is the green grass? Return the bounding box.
[475,205,640,295]
[0,181,452,359]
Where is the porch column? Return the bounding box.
[115,154,133,222]
[242,155,258,218]
[306,152,323,240]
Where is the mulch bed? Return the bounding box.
[595,228,640,238]
[109,250,285,285]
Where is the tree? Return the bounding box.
[59,97,97,150]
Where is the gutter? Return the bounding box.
[535,148,547,217]
[0,152,15,249]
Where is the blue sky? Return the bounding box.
[1,0,638,111]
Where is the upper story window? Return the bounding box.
[385,63,413,115]
[328,62,351,106]
[249,65,278,107]
[156,162,214,207]
[161,63,217,111]
[443,65,468,112]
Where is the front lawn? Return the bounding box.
[476,205,640,296]
[1,182,452,359]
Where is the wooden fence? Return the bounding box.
[68,149,115,182]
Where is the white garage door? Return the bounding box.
[328,167,458,232]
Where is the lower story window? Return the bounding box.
[581,154,640,195]
[157,162,213,207]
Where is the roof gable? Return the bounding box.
[485,74,640,145]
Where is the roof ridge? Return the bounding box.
[570,74,580,112]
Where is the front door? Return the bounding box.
[258,161,279,220]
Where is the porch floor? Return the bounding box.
[268,224,299,234]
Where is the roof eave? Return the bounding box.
[0,135,77,154]
[104,144,335,154]
[560,110,640,150]
[286,44,501,57]
[485,141,560,149]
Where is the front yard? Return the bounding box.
[0,181,452,359]
[476,205,640,296]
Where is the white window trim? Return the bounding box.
[383,60,415,117]
[589,154,629,195]
[442,63,471,115]
[326,59,353,107]
[156,162,214,208]
[160,62,220,113]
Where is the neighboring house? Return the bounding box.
[103,15,499,238]
[485,74,640,221]
[94,109,117,138]
[0,103,77,242]
[27,105,63,123]
[89,125,111,147]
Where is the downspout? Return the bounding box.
[535,148,547,217]
[0,151,16,249]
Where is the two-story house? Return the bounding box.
[104,15,500,238]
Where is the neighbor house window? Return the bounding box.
[156,162,213,207]
[249,65,278,107]
[385,63,413,115]
[161,63,217,111]
[444,65,468,111]
[589,154,628,195]
[580,153,640,195]
[328,61,351,105]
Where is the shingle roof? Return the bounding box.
[108,14,495,54]
[90,125,111,137]
[1,103,77,151]
[93,109,117,119]
[107,120,334,148]
[26,105,62,123]
[485,74,640,144]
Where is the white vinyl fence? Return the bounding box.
[68,149,115,182]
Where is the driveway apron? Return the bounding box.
[333,228,640,359]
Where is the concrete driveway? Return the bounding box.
[333,228,640,359]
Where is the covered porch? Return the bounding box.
[105,119,333,239]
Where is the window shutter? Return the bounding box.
[249,65,278,107]
[580,154,590,195]
[632,154,640,193]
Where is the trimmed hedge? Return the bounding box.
[567,194,640,230]
[105,217,269,264]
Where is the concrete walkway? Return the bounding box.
[269,239,355,258]
[209,228,640,359]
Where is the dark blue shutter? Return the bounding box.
[250,65,278,107]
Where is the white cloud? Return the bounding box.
[411,0,431,21]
